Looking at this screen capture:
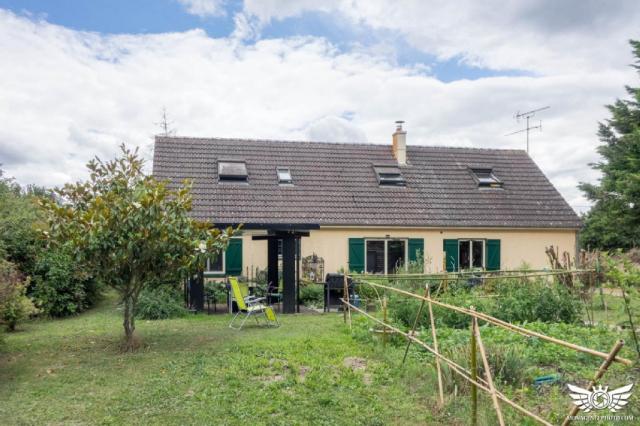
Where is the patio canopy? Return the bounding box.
[252,227,317,313]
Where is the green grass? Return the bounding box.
[588,292,640,327]
[1,292,638,425]
[0,293,442,425]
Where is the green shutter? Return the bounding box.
[443,239,459,272]
[225,238,243,276]
[348,238,365,273]
[408,238,424,272]
[486,239,501,271]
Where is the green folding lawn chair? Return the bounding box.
[228,277,280,330]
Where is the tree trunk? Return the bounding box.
[122,294,137,351]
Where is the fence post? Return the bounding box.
[427,285,445,407]
[561,339,626,426]
[473,316,505,426]
[470,306,478,426]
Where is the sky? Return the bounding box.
[1,1,639,214]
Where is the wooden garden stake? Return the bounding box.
[402,287,429,364]
[473,317,505,426]
[427,285,445,407]
[343,273,349,324]
[382,296,388,348]
[470,307,478,426]
[561,339,626,426]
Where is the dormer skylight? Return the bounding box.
[471,168,503,188]
[218,160,248,182]
[277,167,293,185]
[374,165,406,186]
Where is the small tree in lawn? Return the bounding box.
[41,145,234,351]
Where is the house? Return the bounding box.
[153,123,581,311]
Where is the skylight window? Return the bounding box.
[276,167,293,184]
[471,168,503,188]
[218,161,247,182]
[374,165,406,186]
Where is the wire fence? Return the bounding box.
[340,270,633,426]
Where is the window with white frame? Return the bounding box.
[365,239,407,274]
[459,239,484,270]
[276,167,293,184]
[206,252,225,274]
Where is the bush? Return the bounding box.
[204,281,227,304]
[0,170,46,277]
[0,259,38,331]
[300,283,323,307]
[390,288,492,329]
[31,248,101,317]
[135,286,187,320]
[491,279,582,324]
[438,342,529,394]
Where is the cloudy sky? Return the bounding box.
[1,1,639,213]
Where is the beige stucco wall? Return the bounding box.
[240,227,578,275]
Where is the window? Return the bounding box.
[206,252,225,273]
[470,168,502,188]
[218,161,248,182]
[459,240,484,270]
[276,167,293,184]
[365,239,407,274]
[374,165,406,186]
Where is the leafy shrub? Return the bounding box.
[439,342,528,393]
[135,286,187,320]
[204,281,228,304]
[491,279,582,324]
[390,288,492,329]
[0,258,38,331]
[31,248,101,317]
[0,171,44,277]
[300,283,323,307]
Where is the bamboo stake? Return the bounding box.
[350,269,595,279]
[428,285,444,407]
[341,299,553,426]
[470,308,478,426]
[343,273,348,324]
[561,340,626,426]
[356,279,634,366]
[382,296,388,348]
[473,317,505,426]
[402,287,429,364]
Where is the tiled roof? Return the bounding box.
[152,136,581,229]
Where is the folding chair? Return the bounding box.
[228,277,280,330]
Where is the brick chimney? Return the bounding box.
[392,120,407,165]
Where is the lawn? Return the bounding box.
[1,292,637,425]
[0,293,443,425]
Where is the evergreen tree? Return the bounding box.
[579,40,640,249]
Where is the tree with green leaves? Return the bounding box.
[0,167,45,275]
[41,145,235,351]
[579,40,640,250]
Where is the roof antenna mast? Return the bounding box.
[505,106,550,154]
[155,106,176,137]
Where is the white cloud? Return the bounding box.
[305,116,368,143]
[177,0,226,17]
[0,7,638,214]
[242,0,640,75]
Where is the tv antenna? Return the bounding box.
[505,106,550,153]
[155,107,176,137]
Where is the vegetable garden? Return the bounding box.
[340,266,639,425]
